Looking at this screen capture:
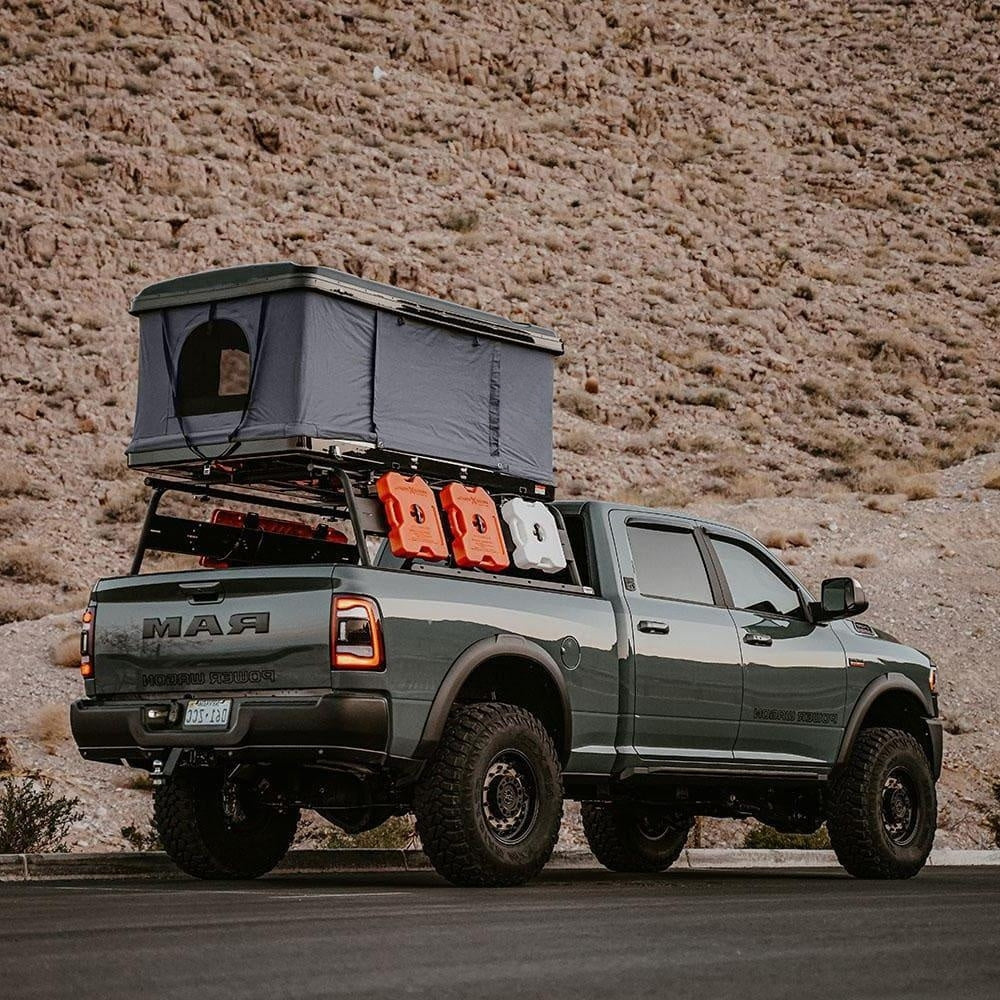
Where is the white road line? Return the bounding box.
[268,891,412,900]
[48,885,413,900]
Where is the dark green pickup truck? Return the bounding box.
[71,492,942,886]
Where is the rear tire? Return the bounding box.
[582,801,692,873]
[827,726,936,879]
[153,769,300,880]
[413,702,563,887]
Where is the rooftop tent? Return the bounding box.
[127,263,562,486]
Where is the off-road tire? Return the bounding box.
[581,801,693,873]
[413,702,563,887]
[827,726,936,879]
[153,769,300,880]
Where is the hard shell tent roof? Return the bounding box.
[127,262,562,487]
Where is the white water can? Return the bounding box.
[500,497,567,574]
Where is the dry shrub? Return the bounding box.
[940,707,973,736]
[764,529,812,550]
[616,484,692,510]
[51,633,80,669]
[121,822,161,851]
[440,208,479,232]
[584,376,600,395]
[687,388,734,410]
[903,476,938,500]
[982,469,1000,490]
[0,775,82,853]
[326,814,415,849]
[559,387,600,421]
[90,446,128,481]
[563,429,597,455]
[32,705,70,754]
[744,824,830,849]
[0,543,61,584]
[143,551,199,573]
[856,461,937,499]
[987,783,1000,850]
[835,551,879,569]
[116,771,154,792]
[98,482,148,522]
[0,736,15,773]
[859,330,925,370]
[710,471,774,502]
[0,500,32,526]
[865,495,901,514]
[0,596,51,625]
[0,468,49,499]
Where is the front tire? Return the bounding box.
[153,769,300,880]
[827,727,936,879]
[582,801,692,873]
[413,702,563,887]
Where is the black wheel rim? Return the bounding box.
[481,749,539,846]
[636,811,676,842]
[880,767,919,846]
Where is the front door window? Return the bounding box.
[710,537,804,618]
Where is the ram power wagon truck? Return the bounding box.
[71,485,942,886]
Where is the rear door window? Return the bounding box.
[626,525,714,605]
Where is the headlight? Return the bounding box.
[928,665,938,694]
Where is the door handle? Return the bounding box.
[743,632,773,647]
[637,620,670,635]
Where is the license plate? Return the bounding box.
[183,699,232,729]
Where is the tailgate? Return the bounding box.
[91,566,334,696]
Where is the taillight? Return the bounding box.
[80,604,96,679]
[330,596,384,670]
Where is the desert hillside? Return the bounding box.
[0,1,998,847]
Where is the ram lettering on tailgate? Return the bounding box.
[141,613,270,639]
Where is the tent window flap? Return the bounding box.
[176,319,251,417]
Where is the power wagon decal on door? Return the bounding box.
[141,613,271,639]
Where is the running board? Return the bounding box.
[620,763,829,783]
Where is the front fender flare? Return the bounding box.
[413,634,572,762]
[836,673,939,776]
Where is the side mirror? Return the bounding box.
[816,576,869,621]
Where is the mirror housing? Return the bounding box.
[814,576,869,622]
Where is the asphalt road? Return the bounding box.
[2,868,997,1000]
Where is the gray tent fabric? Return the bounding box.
[128,274,556,483]
[373,313,496,470]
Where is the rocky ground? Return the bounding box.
[0,0,998,849]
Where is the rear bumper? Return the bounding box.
[71,692,389,769]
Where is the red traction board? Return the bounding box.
[200,508,348,568]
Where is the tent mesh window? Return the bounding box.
[177,319,251,417]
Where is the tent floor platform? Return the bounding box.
[127,436,556,504]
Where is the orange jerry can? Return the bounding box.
[440,483,510,572]
[376,472,449,562]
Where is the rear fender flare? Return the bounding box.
[413,634,572,762]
